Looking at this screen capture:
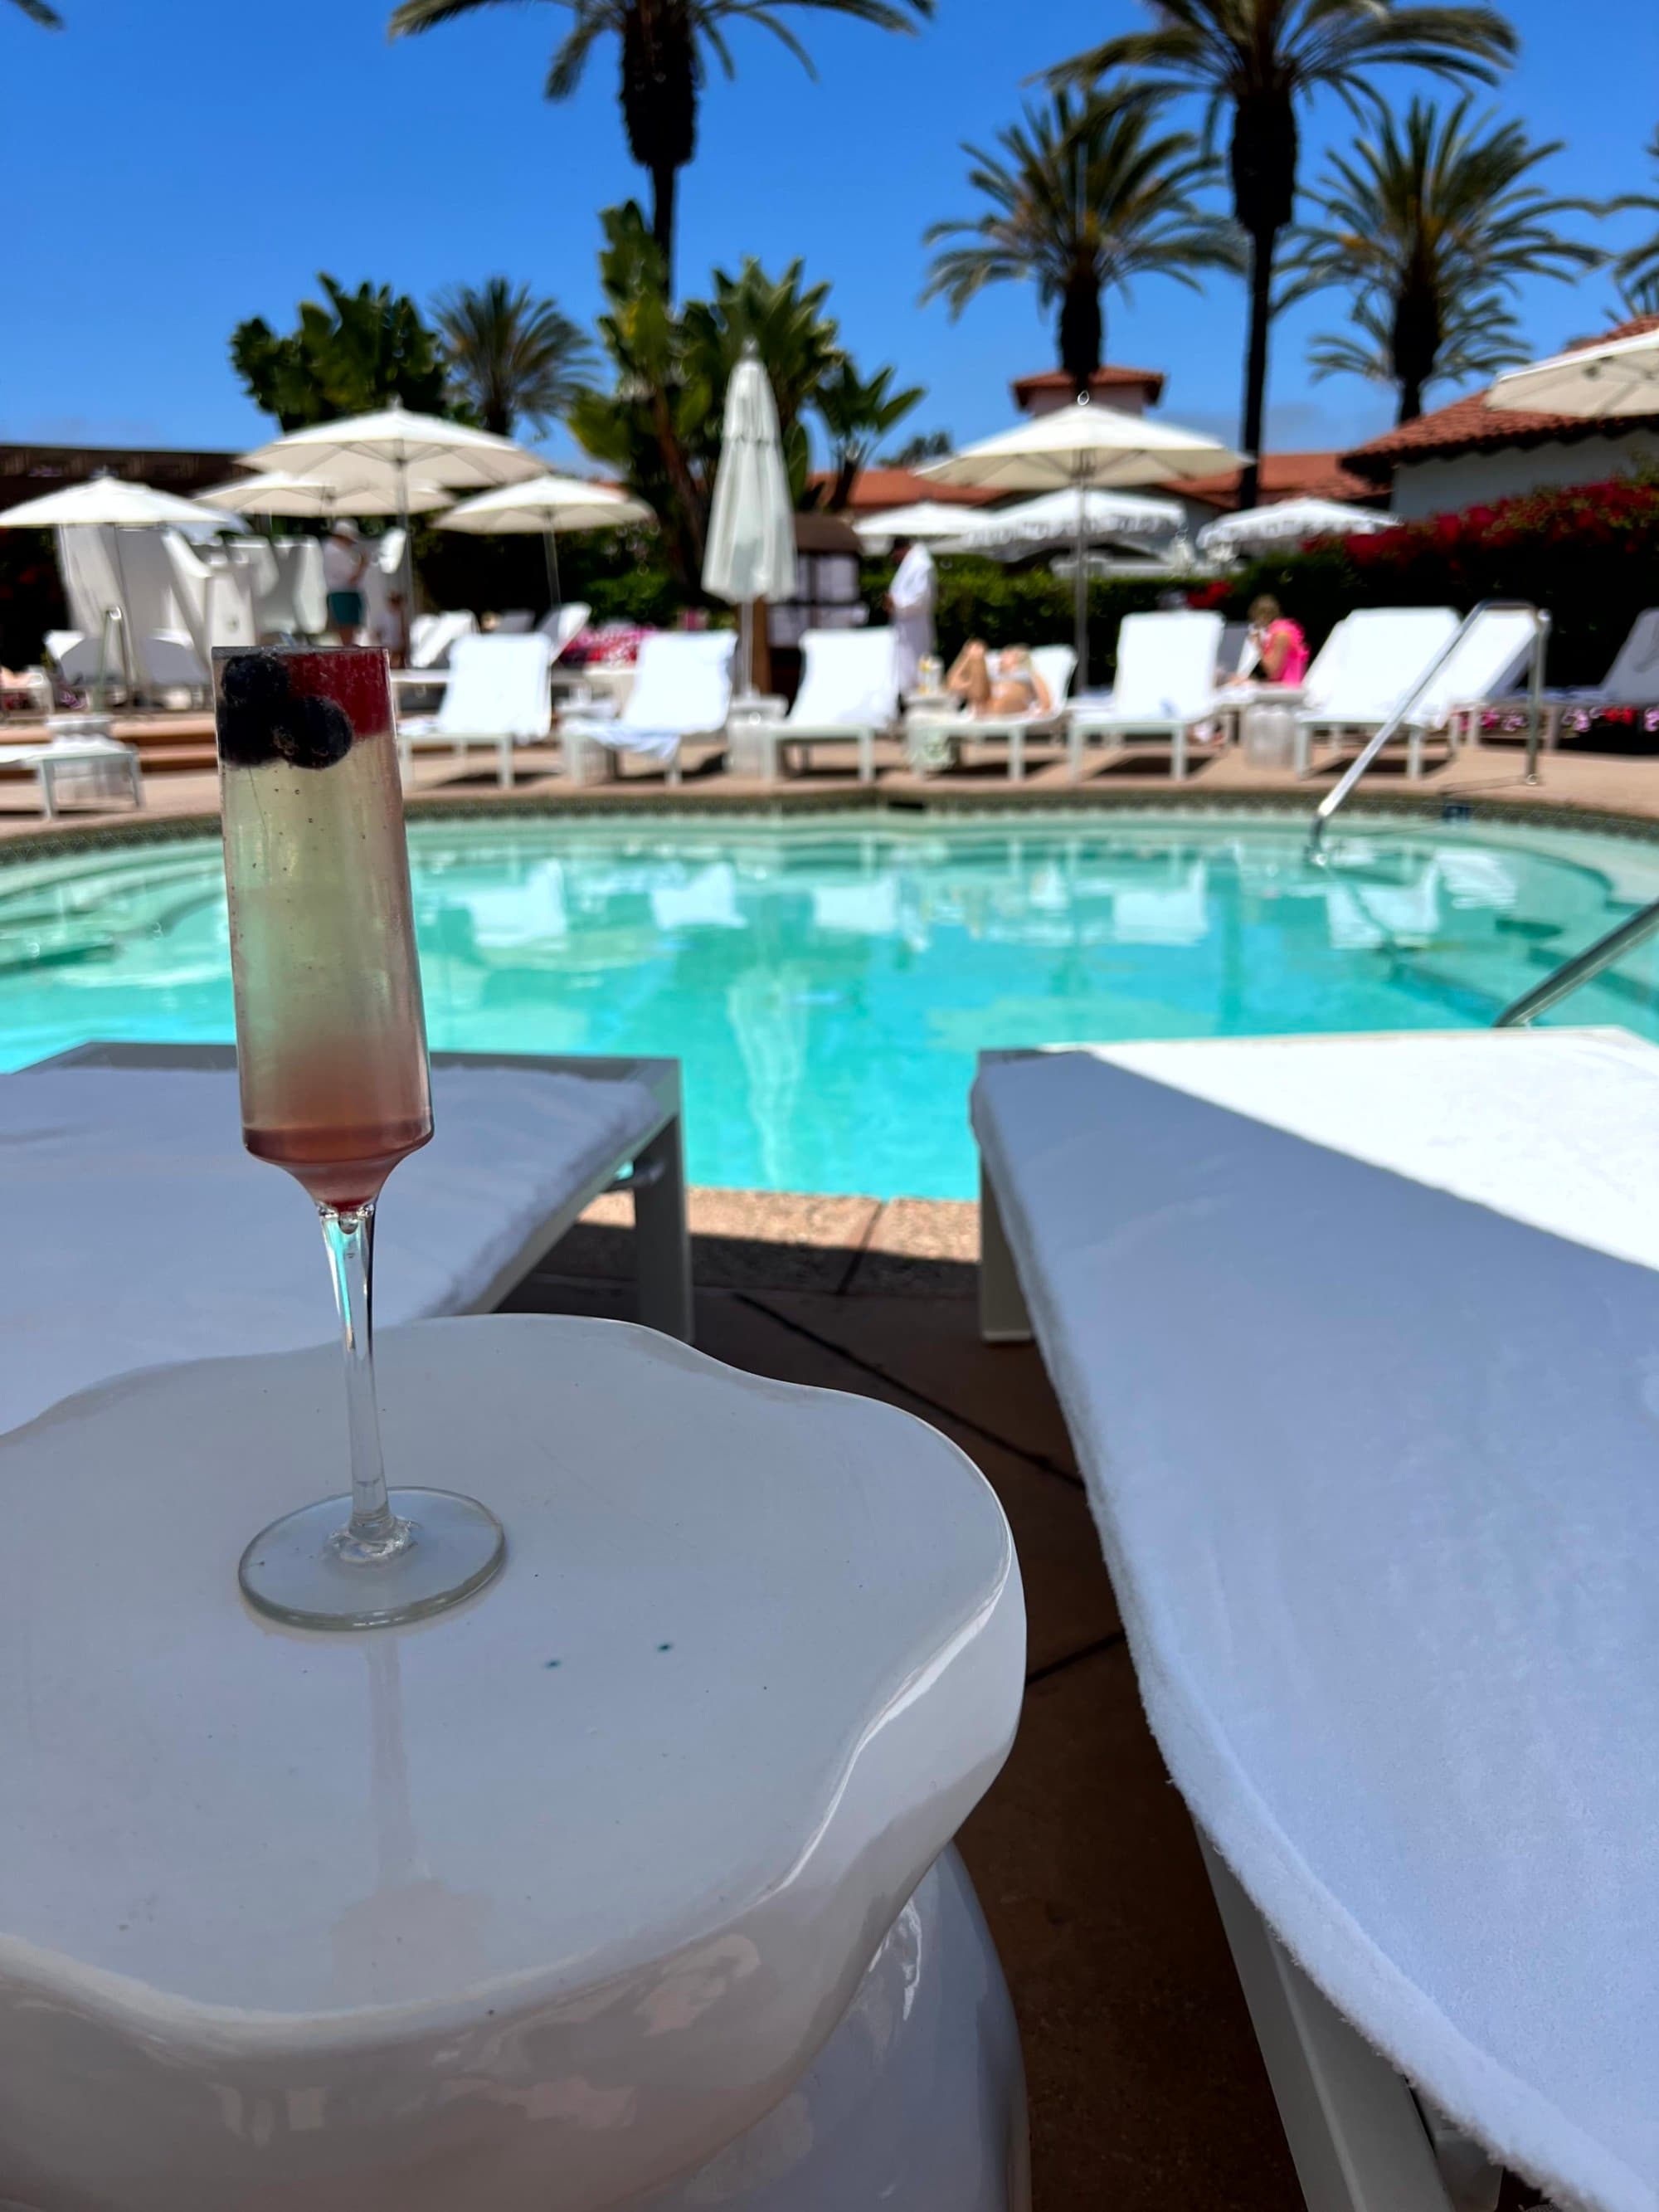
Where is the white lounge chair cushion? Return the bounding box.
[564,633,736,763]
[1301,607,1457,725]
[788,628,898,729]
[1079,611,1221,725]
[973,1029,1659,2212]
[0,1063,657,1436]
[400,633,553,744]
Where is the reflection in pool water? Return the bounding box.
[1,815,1657,1198]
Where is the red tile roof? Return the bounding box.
[1175,451,1387,511]
[1011,365,1166,408]
[1342,319,1659,481]
[813,466,998,515]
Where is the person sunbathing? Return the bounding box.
[946,641,1053,719]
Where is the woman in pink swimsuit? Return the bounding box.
[1247,594,1310,684]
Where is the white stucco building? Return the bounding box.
[1343,318,1659,517]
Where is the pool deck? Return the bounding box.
[7,719,1659,840]
[511,1183,1300,2210]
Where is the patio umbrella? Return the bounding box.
[438,474,652,611]
[200,469,456,519]
[243,404,541,617]
[1489,326,1659,417]
[924,399,1244,685]
[0,475,235,704]
[851,500,981,553]
[949,486,1188,561]
[1198,496,1389,560]
[703,343,796,698]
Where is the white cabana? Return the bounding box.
[1198,497,1390,560]
[1490,326,1659,417]
[851,501,982,553]
[0,477,246,703]
[924,400,1244,685]
[703,343,796,698]
[440,474,651,609]
[948,487,1189,562]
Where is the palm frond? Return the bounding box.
[6,0,65,23]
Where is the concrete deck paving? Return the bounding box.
[503,1186,1301,2211]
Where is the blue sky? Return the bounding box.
[2,0,1656,466]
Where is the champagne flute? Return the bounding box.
[215,645,505,1630]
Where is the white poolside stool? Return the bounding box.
[0,1315,1028,2211]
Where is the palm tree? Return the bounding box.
[1610,130,1659,319]
[433,276,596,436]
[7,1,63,21]
[1285,98,1598,422]
[922,89,1239,392]
[1047,1,1517,503]
[816,362,924,508]
[389,0,932,294]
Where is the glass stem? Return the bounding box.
[319,1202,405,1557]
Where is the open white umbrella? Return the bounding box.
[1489,327,1659,417]
[1198,496,1389,560]
[439,474,652,610]
[924,398,1245,685]
[201,469,455,519]
[950,486,1188,559]
[243,404,542,616]
[703,344,796,698]
[0,476,231,532]
[851,500,981,553]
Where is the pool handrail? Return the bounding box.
[1307,600,1550,858]
[1493,892,1659,1027]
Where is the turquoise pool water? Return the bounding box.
[3,811,1658,1199]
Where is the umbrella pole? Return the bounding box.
[397,461,414,661]
[740,598,755,699]
[1073,477,1089,690]
[543,528,562,613]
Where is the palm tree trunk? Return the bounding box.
[1396,379,1426,426]
[651,159,678,299]
[1239,227,1276,513]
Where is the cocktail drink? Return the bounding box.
[215,646,505,1630]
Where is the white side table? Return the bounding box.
[0,1315,1027,2212]
[902,693,965,776]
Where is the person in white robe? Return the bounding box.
[886,537,937,690]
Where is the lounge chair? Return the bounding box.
[397,632,554,789]
[1460,605,1659,749]
[973,1028,1659,2212]
[0,729,144,816]
[1294,607,1459,777]
[1067,611,1224,781]
[560,632,736,787]
[408,611,478,670]
[0,1042,693,1435]
[735,627,899,784]
[906,645,1077,783]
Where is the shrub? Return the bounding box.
[861,556,1180,682]
[0,530,67,673]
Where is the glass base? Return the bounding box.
[238,1489,506,1631]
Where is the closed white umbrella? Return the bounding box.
[439,474,652,609]
[924,398,1245,685]
[703,344,797,698]
[201,469,455,519]
[1489,327,1659,417]
[1198,496,1390,560]
[244,404,541,618]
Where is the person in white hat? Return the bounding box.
[321,519,368,644]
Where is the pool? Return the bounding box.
[3,810,1659,1199]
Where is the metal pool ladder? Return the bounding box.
[1495,894,1659,1026]
[1306,600,1550,858]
